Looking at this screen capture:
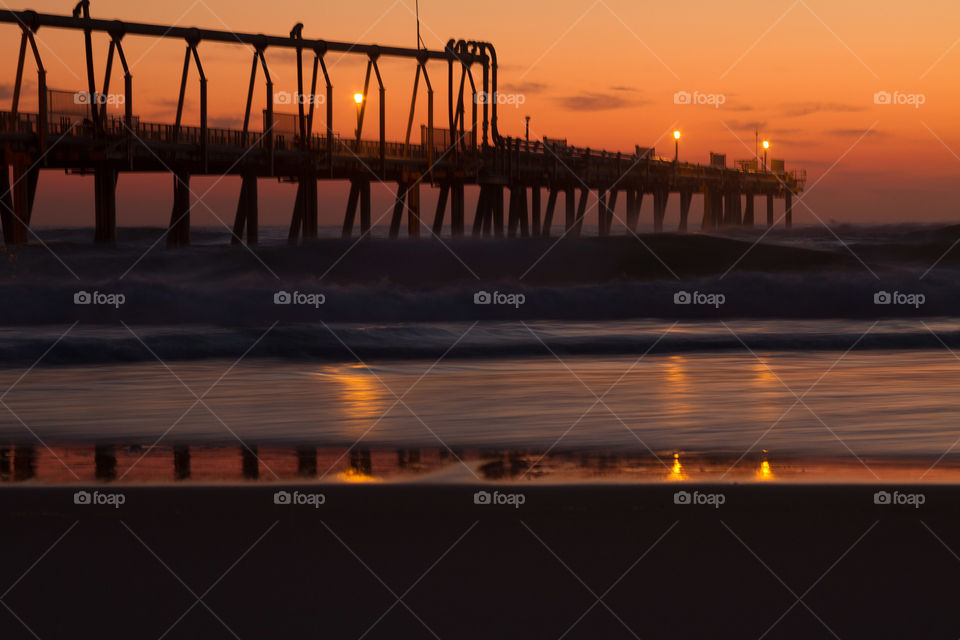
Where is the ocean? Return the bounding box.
[1,224,959,481]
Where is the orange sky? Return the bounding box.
[6,0,960,228]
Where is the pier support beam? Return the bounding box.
[542,188,558,237]
[702,188,722,231]
[451,184,464,237]
[94,165,117,244]
[597,188,609,236]
[1,162,38,246]
[573,188,588,237]
[626,189,643,234]
[341,179,371,239]
[493,185,504,237]
[723,190,741,226]
[432,183,450,236]
[564,187,576,233]
[531,186,541,236]
[507,184,529,237]
[653,189,668,233]
[679,190,692,232]
[472,185,491,236]
[167,170,191,247]
[743,192,755,227]
[288,174,318,243]
[390,180,422,238]
[766,194,774,227]
[389,183,407,238]
[785,191,793,229]
[233,174,259,245]
[407,181,421,238]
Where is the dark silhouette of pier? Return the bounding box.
[0,3,805,247]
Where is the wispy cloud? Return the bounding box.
[780,101,866,117]
[825,127,886,138]
[556,92,641,111]
[500,81,550,95]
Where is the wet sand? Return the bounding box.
[2,483,959,638]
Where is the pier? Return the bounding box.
[0,4,806,247]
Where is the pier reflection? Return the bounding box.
[0,443,955,484]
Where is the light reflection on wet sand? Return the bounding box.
[3,443,960,484]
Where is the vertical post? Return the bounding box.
[597,188,608,237]
[542,188,557,237]
[10,162,37,245]
[679,190,692,232]
[0,166,15,245]
[607,190,618,236]
[564,187,575,232]
[531,186,541,236]
[451,184,465,237]
[167,169,191,247]
[390,182,407,238]
[653,190,668,233]
[341,180,360,238]
[360,180,371,235]
[573,188,588,237]
[766,194,775,227]
[303,174,318,240]
[93,164,117,244]
[508,185,522,237]
[472,185,488,237]
[743,192,754,227]
[245,174,259,245]
[492,186,504,237]
[407,181,421,238]
[785,191,793,229]
[432,184,449,236]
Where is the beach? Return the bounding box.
[2,483,957,638]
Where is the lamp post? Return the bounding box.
[762,139,770,172]
[525,116,530,143]
[673,130,681,163]
[353,92,365,139]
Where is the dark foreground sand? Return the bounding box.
[2,483,959,638]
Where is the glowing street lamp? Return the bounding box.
[354,92,365,139]
[673,130,681,163]
[762,139,770,172]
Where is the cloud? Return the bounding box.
[556,92,640,111]
[609,85,636,92]
[780,102,866,117]
[824,128,887,137]
[209,116,243,129]
[724,119,768,132]
[499,81,549,95]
